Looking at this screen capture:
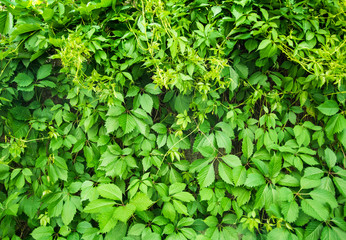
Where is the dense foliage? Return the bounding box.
[0,0,346,239]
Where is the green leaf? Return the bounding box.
[97,184,123,201]
[244,173,265,187]
[197,164,215,188]
[258,39,271,50]
[140,94,153,113]
[173,199,188,215]
[130,192,153,211]
[324,148,336,169]
[119,114,136,134]
[31,226,54,240]
[114,204,136,222]
[169,183,186,195]
[242,136,253,158]
[281,201,299,223]
[14,73,33,87]
[173,192,195,202]
[215,131,232,153]
[301,199,329,221]
[128,223,146,236]
[232,166,247,186]
[218,162,233,184]
[267,228,289,240]
[321,227,338,240]
[37,64,52,80]
[222,155,242,167]
[333,177,346,197]
[62,199,76,225]
[98,208,118,233]
[317,100,339,116]
[152,123,167,134]
[162,202,176,222]
[304,221,323,240]
[310,189,338,209]
[84,199,115,213]
[0,11,13,35]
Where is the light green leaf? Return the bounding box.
[317,100,339,116]
[128,223,146,236]
[258,39,271,50]
[173,192,195,202]
[114,204,136,222]
[162,202,176,222]
[304,221,323,240]
[244,173,265,187]
[267,228,289,240]
[310,189,338,209]
[97,184,122,201]
[197,164,215,188]
[281,201,299,223]
[62,199,76,225]
[215,131,232,153]
[169,183,186,195]
[140,94,153,113]
[242,136,253,158]
[173,199,188,215]
[218,162,233,184]
[84,199,115,213]
[152,123,167,134]
[222,155,242,168]
[232,166,247,186]
[333,177,346,197]
[98,208,118,233]
[301,199,329,221]
[31,226,54,240]
[130,192,153,211]
[119,114,136,134]
[324,148,336,169]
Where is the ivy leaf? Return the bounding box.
[317,100,339,116]
[97,184,122,201]
[140,94,153,113]
[84,199,115,214]
[130,192,153,211]
[14,73,33,87]
[119,114,136,134]
[244,173,265,187]
[281,201,299,223]
[197,164,215,188]
[37,64,52,80]
[31,226,54,240]
[301,199,329,221]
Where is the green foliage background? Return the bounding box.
[0,0,346,239]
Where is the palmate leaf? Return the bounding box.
[118,114,136,134]
[129,192,154,211]
[197,164,215,188]
[301,199,329,221]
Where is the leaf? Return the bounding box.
[162,202,176,222]
[317,100,339,116]
[128,223,146,236]
[301,199,329,221]
[324,148,336,169]
[222,155,242,167]
[310,189,338,209]
[173,192,195,202]
[31,226,54,240]
[333,177,346,197]
[119,114,136,134]
[97,184,122,201]
[218,162,233,184]
[62,199,76,225]
[215,131,232,153]
[114,204,136,222]
[130,192,153,211]
[98,208,118,233]
[197,164,215,188]
[0,11,13,35]
[152,123,167,134]
[14,73,33,87]
[169,183,186,195]
[84,199,115,213]
[37,64,52,80]
[304,221,323,240]
[281,201,299,223]
[242,135,253,158]
[244,173,265,187]
[140,94,153,113]
[321,227,338,240]
[258,39,271,50]
[232,166,247,186]
[267,228,289,240]
[173,199,188,215]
